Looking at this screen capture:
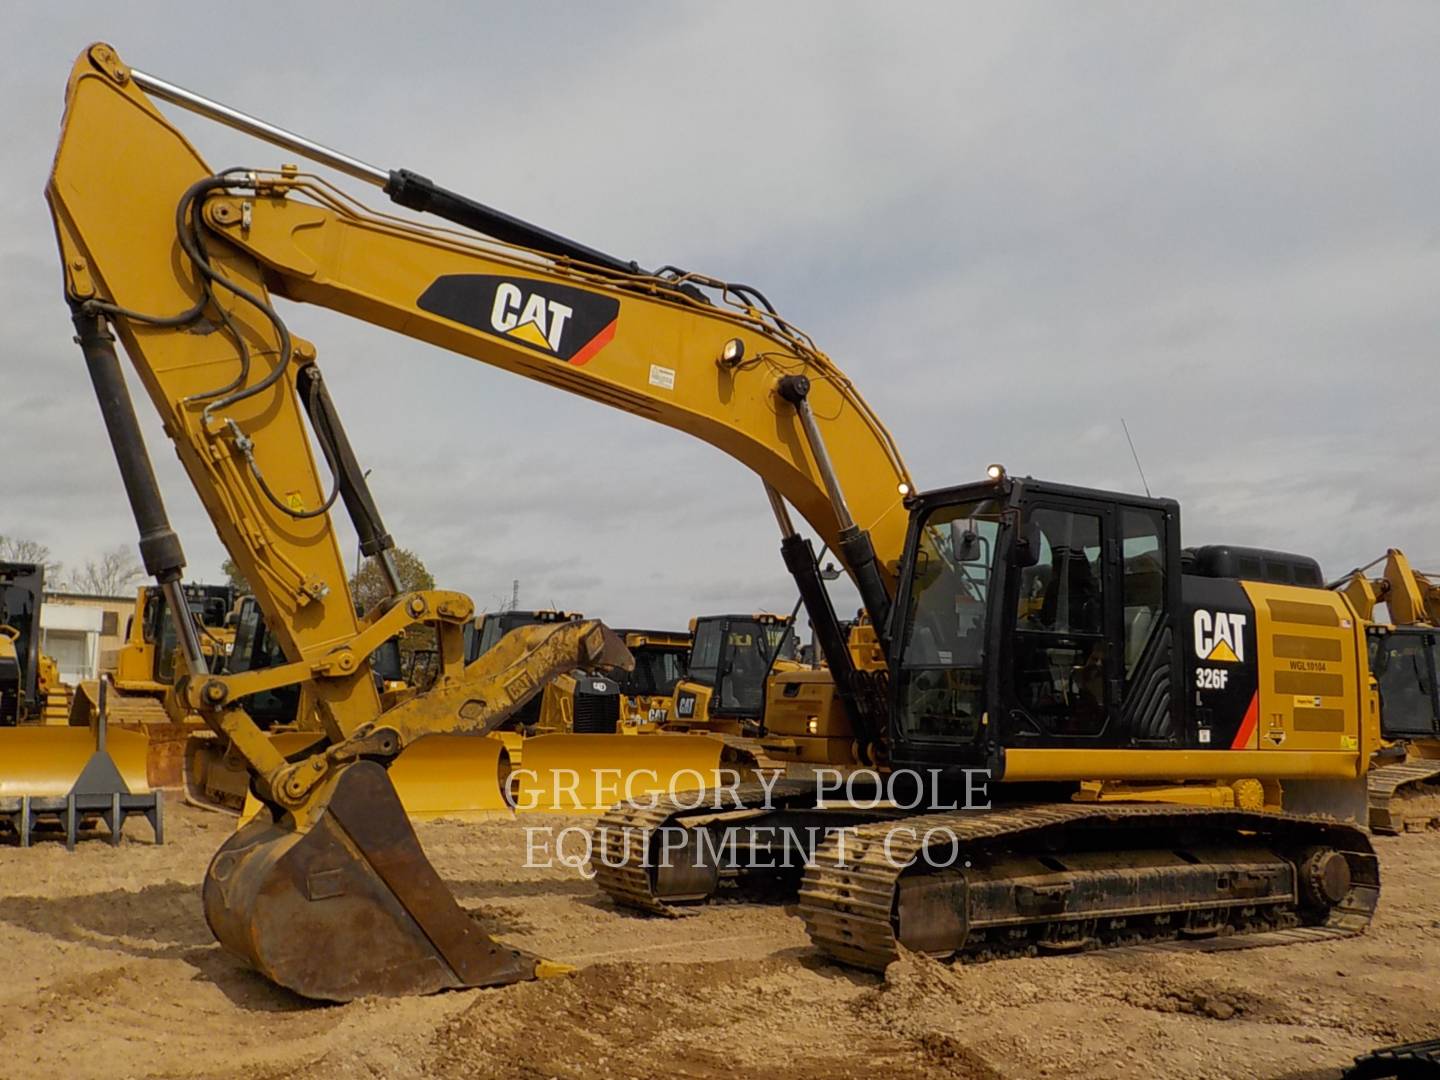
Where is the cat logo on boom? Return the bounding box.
[417,274,620,366]
[1193,610,1248,663]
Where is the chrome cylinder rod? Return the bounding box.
[161,578,209,679]
[130,68,389,187]
[764,482,798,539]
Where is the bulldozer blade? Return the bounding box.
[204,759,536,1001]
[71,682,198,789]
[228,732,518,825]
[511,733,726,813]
[0,726,150,798]
[387,734,514,820]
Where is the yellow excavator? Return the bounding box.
[1333,550,1440,833]
[46,44,1380,998]
[466,609,622,733]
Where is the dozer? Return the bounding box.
[0,560,154,829]
[1,561,73,726]
[613,627,690,728]
[1,561,49,726]
[1333,549,1440,833]
[69,581,234,787]
[467,609,623,733]
[668,613,799,735]
[45,45,1378,996]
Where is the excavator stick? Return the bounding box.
[511,732,726,813]
[205,760,535,1000]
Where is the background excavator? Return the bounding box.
[466,609,623,733]
[1334,550,1440,833]
[46,45,1384,998]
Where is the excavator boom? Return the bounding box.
[45,42,916,1000]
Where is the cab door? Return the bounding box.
[1002,497,1123,746]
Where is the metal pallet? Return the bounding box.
[0,678,162,849]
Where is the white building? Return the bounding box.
[39,601,105,684]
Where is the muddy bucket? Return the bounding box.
[204,760,535,1000]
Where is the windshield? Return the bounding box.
[623,645,689,697]
[688,617,781,716]
[896,496,1003,741]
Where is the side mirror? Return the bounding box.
[950,521,981,563]
[1013,518,1042,568]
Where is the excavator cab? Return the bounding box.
[889,475,1364,802]
[223,596,299,727]
[147,583,234,683]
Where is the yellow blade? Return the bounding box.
[387,734,513,820]
[0,726,151,797]
[239,732,514,825]
[511,733,725,814]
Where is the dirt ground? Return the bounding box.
[1,803,1436,1080]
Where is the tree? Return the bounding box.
[349,547,435,612]
[64,545,145,596]
[0,534,61,578]
[220,557,250,594]
[350,548,437,666]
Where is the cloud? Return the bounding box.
[2,4,1437,631]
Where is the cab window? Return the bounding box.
[1012,507,1107,736]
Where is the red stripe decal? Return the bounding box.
[1230,692,1258,750]
[569,318,617,366]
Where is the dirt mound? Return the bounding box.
[0,805,1436,1079]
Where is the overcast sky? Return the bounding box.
[3,4,1437,627]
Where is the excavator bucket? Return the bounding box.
[204,760,536,1000]
[511,733,726,813]
[0,725,150,798]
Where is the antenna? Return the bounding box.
[1120,418,1151,498]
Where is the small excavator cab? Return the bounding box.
[222,597,300,728]
[1370,627,1440,741]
